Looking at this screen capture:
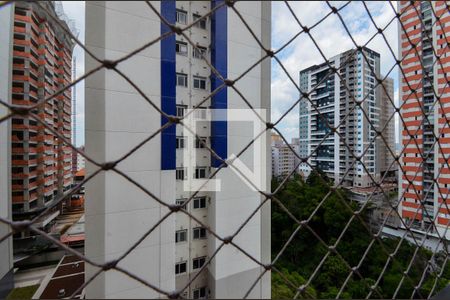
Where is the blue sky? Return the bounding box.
[62,1,399,146]
[270,1,399,142]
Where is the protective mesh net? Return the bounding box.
[1,1,450,299]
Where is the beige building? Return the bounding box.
[271,134,300,178]
[379,77,396,176]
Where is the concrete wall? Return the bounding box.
[84,2,175,298]
[208,1,271,298]
[85,1,270,298]
[0,3,14,298]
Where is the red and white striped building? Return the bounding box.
[399,1,450,237]
[10,2,74,236]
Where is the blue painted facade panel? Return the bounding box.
[161,0,176,170]
[211,0,228,168]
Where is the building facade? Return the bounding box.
[379,77,396,177]
[271,134,300,178]
[0,4,14,297]
[398,1,450,238]
[10,2,74,235]
[72,146,85,174]
[85,1,271,298]
[299,47,395,188]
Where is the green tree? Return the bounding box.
[272,268,317,299]
[271,173,450,299]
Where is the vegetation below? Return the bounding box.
[271,171,450,299]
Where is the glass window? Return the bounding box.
[193,76,207,90]
[195,137,207,149]
[193,14,206,29]
[193,227,206,239]
[177,73,188,87]
[195,167,207,179]
[193,287,206,299]
[175,229,187,243]
[176,168,185,180]
[176,9,187,24]
[192,256,206,270]
[176,105,186,117]
[176,41,188,56]
[194,107,207,119]
[193,46,207,59]
[193,197,206,209]
[175,261,187,274]
[176,136,185,149]
[176,198,187,209]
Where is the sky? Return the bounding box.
[61,1,85,147]
[61,1,399,146]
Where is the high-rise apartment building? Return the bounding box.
[398,1,450,237]
[9,2,74,234]
[271,134,300,178]
[85,1,270,298]
[299,47,395,187]
[379,77,396,176]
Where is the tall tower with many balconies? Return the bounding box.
[10,2,74,236]
[299,47,394,188]
[398,1,450,238]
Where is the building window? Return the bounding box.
[194,167,207,179]
[176,105,187,117]
[194,107,207,119]
[175,229,187,243]
[192,256,206,270]
[176,9,187,24]
[193,76,207,90]
[193,14,207,29]
[193,287,207,299]
[13,45,25,52]
[193,197,206,209]
[193,227,207,239]
[175,261,187,275]
[176,198,187,209]
[193,46,207,59]
[176,136,185,149]
[177,73,188,87]
[195,137,207,149]
[176,168,186,180]
[176,41,188,56]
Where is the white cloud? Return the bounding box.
[271,1,399,141]
[60,1,400,147]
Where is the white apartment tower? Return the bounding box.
[299,47,395,187]
[85,1,271,298]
